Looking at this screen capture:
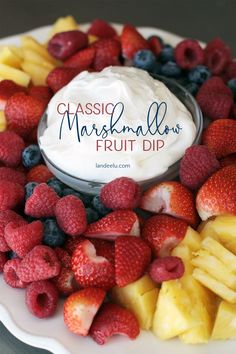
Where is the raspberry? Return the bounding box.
[4,220,43,258]
[0,252,7,272]
[17,245,61,282]
[25,280,59,318]
[0,181,24,212]
[54,247,71,268]
[27,164,54,183]
[180,145,220,190]
[205,38,232,75]
[174,39,204,70]
[100,177,141,210]
[0,131,25,167]
[53,267,77,296]
[225,61,236,80]
[3,258,28,288]
[0,210,26,252]
[196,92,233,120]
[148,256,185,283]
[198,76,233,98]
[25,183,60,218]
[55,195,87,236]
[88,19,117,38]
[0,167,26,186]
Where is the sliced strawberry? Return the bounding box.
[90,303,140,344]
[84,210,140,240]
[121,24,149,60]
[142,214,188,257]
[64,287,105,336]
[71,239,115,290]
[87,19,117,38]
[140,181,198,227]
[89,239,115,265]
[115,236,151,287]
[46,67,79,93]
[196,165,236,220]
[148,36,162,56]
[92,38,121,71]
[64,47,95,70]
[0,80,25,110]
[53,267,77,296]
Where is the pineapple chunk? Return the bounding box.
[21,62,50,86]
[172,245,193,274]
[22,48,56,70]
[152,280,196,339]
[202,237,236,273]
[178,226,201,251]
[211,215,236,244]
[193,268,236,303]
[49,16,78,37]
[88,35,98,44]
[200,220,219,240]
[192,249,236,290]
[21,36,58,65]
[0,111,7,132]
[0,47,22,68]
[0,63,30,86]
[111,275,158,330]
[212,300,236,340]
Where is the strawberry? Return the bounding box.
[46,67,79,93]
[140,181,197,226]
[121,24,149,60]
[0,80,25,110]
[220,154,236,168]
[64,288,106,336]
[142,214,188,257]
[0,210,26,252]
[84,210,140,240]
[92,38,121,71]
[0,181,24,212]
[71,239,115,290]
[27,164,54,183]
[90,239,115,265]
[148,36,162,56]
[196,165,236,220]
[64,235,85,255]
[17,245,61,282]
[5,92,46,137]
[4,220,43,258]
[115,236,151,287]
[64,46,95,70]
[54,247,71,268]
[90,302,140,344]
[3,258,28,288]
[202,119,236,158]
[0,167,26,186]
[53,267,77,296]
[100,177,141,210]
[25,183,60,218]
[28,85,53,105]
[0,131,25,167]
[87,19,117,38]
[0,252,7,272]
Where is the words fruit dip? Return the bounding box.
[39,66,196,183]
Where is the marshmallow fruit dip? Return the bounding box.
[38,66,200,190]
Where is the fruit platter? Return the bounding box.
[0,15,236,354]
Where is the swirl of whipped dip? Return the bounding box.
[39,66,196,183]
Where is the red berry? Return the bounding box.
[121,24,149,60]
[92,38,121,71]
[0,252,7,272]
[148,36,162,56]
[25,183,59,218]
[0,181,24,212]
[90,239,115,265]
[0,210,26,252]
[48,30,88,60]
[54,247,71,268]
[115,236,151,287]
[4,220,43,258]
[64,235,85,255]
[17,245,61,282]
[205,38,232,75]
[88,19,117,38]
[0,80,25,110]
[53,267,77,296]
[46,67,79,93]
[25,280,59,318]
[71,239,115,290]
[180,145,220,190]
[174,39,204,70]
[3,258,28,288]
[64,46,95,70]
[55,195,87,236]
[149,256,185,283]
[0,131,25,167]
[220,154,236,168]
[0,167,26,186]
[5,92,46,138]
[197,92,233,120]
[90,302,140,345]
[28,85,53,105]
[225,60,236,80]
[64,288,106,336]
[27,164,54,183]
[197,76,233,98]
[100,177,141,210]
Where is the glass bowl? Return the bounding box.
[37,74,203,195]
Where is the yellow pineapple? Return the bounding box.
[0,111,7,132]
[111,275,158,330]
[212,300,236,339]
[49,16,79,37]
[21,62,51,86]
[172,245,193,274]
[200,220,219,240]
[21,36,59,66]
[0,47,22,68]
[178,226,201,251]
[0,63,30,86]
[22,48,56,70]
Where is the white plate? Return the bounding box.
[0,24,231,354]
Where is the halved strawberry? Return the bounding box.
[89,239,115,265]
[84,210,140,240]
[140,181,197,227]
[92,38,121,71]
[121,24,149,60]
[71,239,115,290]
[53,267,77,296]
[90,302,140,344]
[46,67,79,93]
[87,19,117,38]
[0,80,25,110]
[142,214,188,257]
[115,236,151,287]
[64,288,105,336]
[196,165,236,220]
[64,47,95,70]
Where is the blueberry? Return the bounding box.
[43,219,66,247]
[159,45,174,63]
[188,65,211,85]
[86,207,99,224]
[7,251,18,259]
[47,178,64,196]
[62,188,91,207]
[185,82,200,96]
[22,145,41,168]
[160,61,181,78]
[150,61,162,75]
[25,182,38,199]
[133,49,156,71]
[228,78,236,99]
[92,195,111,216]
